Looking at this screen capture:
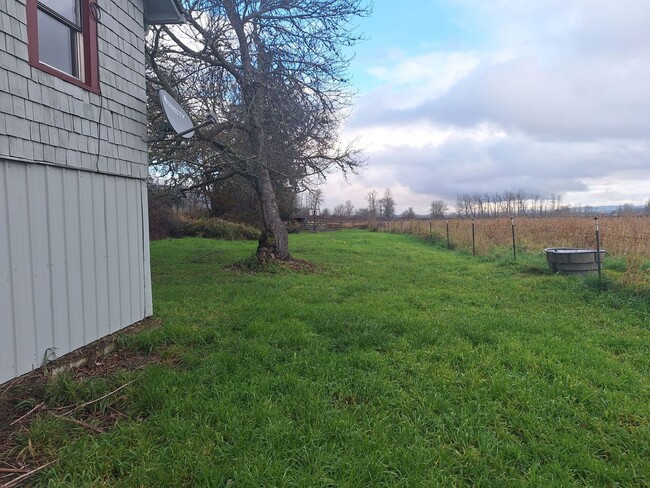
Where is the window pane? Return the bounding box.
[38,9,75,76]
[39,0,79,25]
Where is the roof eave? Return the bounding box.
[144,0,185,25]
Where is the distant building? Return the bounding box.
[0,0,183,384]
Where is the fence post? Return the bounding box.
[595,217,602,280]
[511,217,516,260]
[472,218,476,256]
[429,220,432,234]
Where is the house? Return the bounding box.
[0,0,183,384]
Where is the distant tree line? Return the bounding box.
[454,191,570,218]
[456,191,650,218]
[300,191,650,224]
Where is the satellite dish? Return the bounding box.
[159,89,195,139]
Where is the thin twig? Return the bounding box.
[0,378,22,399]
[0,372,40,400]
[48,413,104,434]
[9,402,44,426]
[63,380,136,416]
[108,406,128,419]
[1,460,56,488]
[0,468,30,474]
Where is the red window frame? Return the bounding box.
[26,0,100,94]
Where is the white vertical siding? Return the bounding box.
[0,162,18,379]
[141,186,153,317]
[27,165,53,363]
[0,160,152,384]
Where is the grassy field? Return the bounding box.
[17,231,650,486]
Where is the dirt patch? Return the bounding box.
[226,256,321,274]
[277,257,321,273]
[0,317,169,487]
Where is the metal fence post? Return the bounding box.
[595,217,602,280]
[472,219,476,256]
[511,217,516,260]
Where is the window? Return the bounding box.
[26,0,99,93]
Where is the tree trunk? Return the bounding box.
[256,163,289,261]
[236,41,289,261]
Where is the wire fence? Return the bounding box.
[325,215,650,260]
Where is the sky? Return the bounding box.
[322,0,650,214]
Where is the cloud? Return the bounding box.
[426,57,650,140]
[324,133,650,212]
[366,51,480,104]
[358,135,650,199]
[325,0,650,212]
[453,0,650,59]
[351,51,650,141]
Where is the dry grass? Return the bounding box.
[363,216,650,259]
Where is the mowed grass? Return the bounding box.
[34,231,649,486]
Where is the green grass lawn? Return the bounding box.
[32,231,650,486]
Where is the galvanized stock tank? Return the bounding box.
[544,248,606,275]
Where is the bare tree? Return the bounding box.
[307,189,324,218]
[483,193,492,218]
[146,0,369,260]
[502,191,515,216]
[401,207,415,219]
[515,190,528,216]
[366,190,379,218]
[618,203,635,215]
[381,189,396,219]
[473,193,485,217]
[550,193,563,214]
[430,200,448,219]
[456,194,464,218]
[456,193,474,218]
[307,189,325,231]
[343,200,355,217]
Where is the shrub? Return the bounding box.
[148,197,177,241]
[178,216,259,240]
[149,197,259,241]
